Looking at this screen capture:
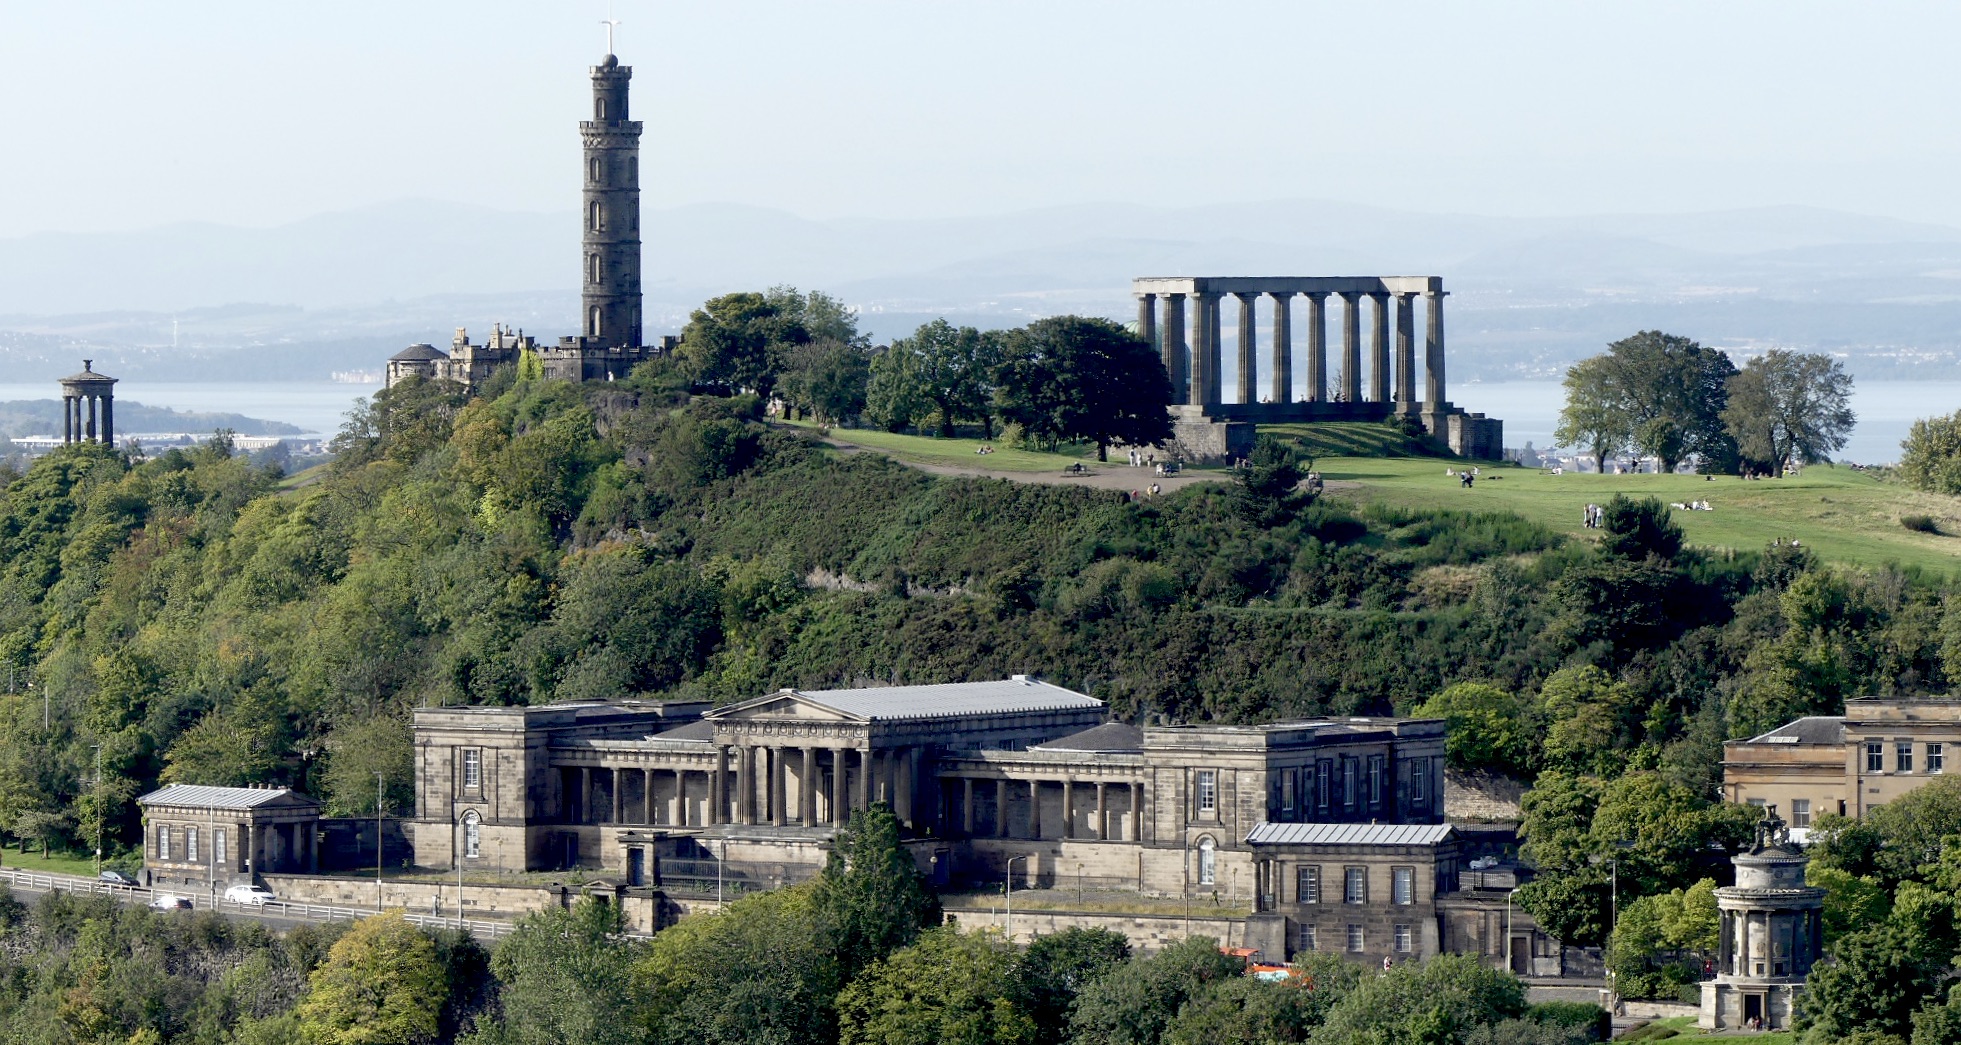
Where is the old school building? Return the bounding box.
[1723,698,1961,834]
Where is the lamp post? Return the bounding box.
[375,773,385,913]
[91,744,103,876]
[1504,887,1520,973]
[1005,854,1028,943]
[456,812,468,932]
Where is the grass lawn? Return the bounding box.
[1263,421,1448,459]
[0,846,102,877]
[1620,1015,1795,1043]
[779,418,1138,474]
[1318,456,1961,577]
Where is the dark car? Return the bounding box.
[98,869,138,887]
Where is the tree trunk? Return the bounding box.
[1097,440,1108,462]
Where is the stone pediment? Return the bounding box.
[706,690,868,725]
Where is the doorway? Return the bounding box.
[1510,937,1530,974]
[1743,993,1764,1028]
[628,847,646,887]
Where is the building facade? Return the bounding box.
[136,784,322,890]
[1722,698,1961,833]
[1700,809,1823,1031]
[404,676,1498,962]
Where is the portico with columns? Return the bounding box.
[1131,276,1500,460]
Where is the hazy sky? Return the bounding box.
[6,0,1961,237]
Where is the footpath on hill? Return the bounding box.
[814,431,1227,493]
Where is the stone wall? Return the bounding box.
[257,873,667,934]
[943,903,1246,955]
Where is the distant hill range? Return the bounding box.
[3,198,1961,381]
[0,399,300,439]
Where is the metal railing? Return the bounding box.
[654,858,818,898]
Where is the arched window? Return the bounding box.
[588,253,601,284]
[589,157,601,183]
[589,307,603,338]
[589,201,604,232]
[596,97,608,120]
[1198,838,1217,885]
[462,811,481,859]
[628,156,638,185]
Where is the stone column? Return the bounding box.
[1187,294,1212,408]
[1304,292,1328,401]
[737,745,755,825]
[995,779,1009,839]
[1096,782,1109,840]
[962,778,975,835]
[895,747,914,826]
[829,747,848,824]
[85,396,97,442]
[643,768,654,825]
[1207,293,1224,407]
[580,767,593,824]
[1395,293,1418,411]
[676,768,689,826]
[1235,292,1258,404]
[1163,294,1189,404]
[1029,779,1042,839]
[1268,292,1292,404]
[770,747,787,827]
[62,397,72,443]
[1339,292,1362,404]
[101,396,112,445]
[711,746,728,825]
[801,748,817,825]
[858,748,873,811]
[611,768,623,824]
[1131,782,1144,842]
[1369,293,1391,403]
[1062,780,1075,839]
[1425,289,1447,410]
[1136,293,1156,350]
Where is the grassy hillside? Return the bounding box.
[1316,456,1961,577]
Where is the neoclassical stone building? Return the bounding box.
[137,784,322,890]
[408,677,1484,962]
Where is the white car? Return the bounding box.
[224,884,276,906]
[148,893,191,910]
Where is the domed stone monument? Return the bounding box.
[1699,806,1824,1032]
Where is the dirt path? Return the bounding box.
[820,436,1225,492]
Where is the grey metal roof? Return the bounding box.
[791,678,1102,722]
[390,343,449,361]
[1747,717,1846,746]
[1035,722,1143,753]
[651,720,714,743]
[138,784,318,810]
[1245,822,1455,847]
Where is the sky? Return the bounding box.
[4,0,1961,238]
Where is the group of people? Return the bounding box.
[1118,483,1164,503]
[1124,449,1157,468]
[1669,500,1713,511]
[1582,503,1605,528]
[973,445,997,456]
[1447,466,1481,489]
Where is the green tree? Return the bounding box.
[676,287,860,400]
[812,803,941,983]
[1414,682,1535,774]
[1554,356,1632,471]
[1900,409,1961,495]
[779,339,871,424]
[876,320,1006,438]
[1722,349,1856,476]
[1597,331,1740,473]
[1797,922,1947,1043]
[1068,935,1244,1045]
[1535,667,1642,777]
[635,884,836,1045]
[1008,926,1130,1044]
[320,714,413,818]
[1232,436,1311,525]
[293,912,445,1045]
[1809,863,1893,944]
[465,899,645,1045]
[1595,495,1684,563]
[837,925,1033,1045]
[1310,953,1527,1045]
[1162,976,1325,1045]
[995,317,1173,461]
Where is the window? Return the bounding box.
[1369,755,1384,806]
[1867,741,1885,772]
[158,825,171,861]
[1346,924,1365,952]
[463,748,482,790]
[1933,744,1946,774]
[214,828,227,867]
[1297,865,1321,904]
[187,827,199,864]
[589,157,601,182]
[1394,924,1413,953]
[1316,761,1331,812]
[587,253,602,284]
[1197,838,1216,886]
[589,201,604,232]
[1195,770,1217,815]
[1281,772,1295,816]
[1344,866,1367,904]
[1412,757,1430,803]
[1899,742,1915,774]
[589,306,603,338]
[1791,799,1811,828]
[1747,797,1766,809]
[628,156,638,184]
[596,97,608,120]
[1393,866,1415,905]
[463,811,482,859]
[1297,924,1317,952]
[1342,759,1356,809]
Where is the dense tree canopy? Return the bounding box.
[995,316,1174,460]
[1723,348,1856,475]
[1554,331,1739,473]
[1900,409,1961,496]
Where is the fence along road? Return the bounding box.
[0,866,531,940]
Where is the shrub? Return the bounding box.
[1902,514,1942,535]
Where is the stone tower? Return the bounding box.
[1698,807,1824,1032]
[581,51,642,351]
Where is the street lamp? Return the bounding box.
[91,744,103,876]
[375,773,385,913]
[1504,887,1521,972]
[1004,854,1035,937]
